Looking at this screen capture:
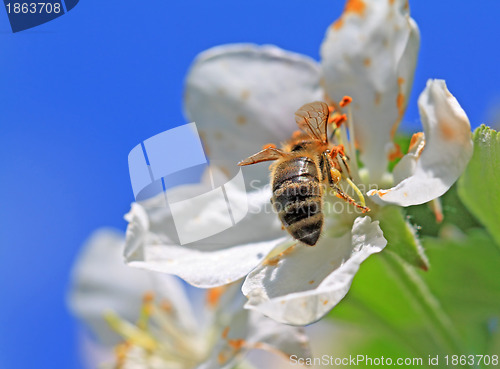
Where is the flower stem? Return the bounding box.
[380,251,465,356]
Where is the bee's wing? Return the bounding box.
[238,147,288,166]
[294,101,330,144]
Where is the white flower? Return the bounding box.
[68,229,310,368]
[123,0,472,325]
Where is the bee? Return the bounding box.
[238,101,369,246]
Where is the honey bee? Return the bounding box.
[238,101,369,246]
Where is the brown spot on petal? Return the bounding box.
[409,132,424,151]
[253,342,264,349]
[236,115,247,125]
[219,166,231,179]
[320,77,327,89]
[241,89,250,100]
[332,18,344,30]
[439,120,456,140]
[323,300,329,305]
[206,286,227,308]
[390,120,399,139]
[363,58,371,67]
[222,326,230,339]
[199,130,210,156]
[391,79,406,139]
[374,92,381,106]
[368,189,391,198]
[228,339,246,351]
[344,0,366,16]
[388,143,404,161]
[354,139,360,150]
[218,352,227,364]
[263,244,296,266]
[308,280,315,285]
[396,93,405,112]
[160,300,173,313]
[263,257,280,267]
[408,132,426,157]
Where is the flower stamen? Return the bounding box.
[331,113,348,128]
[345,103,359,178]
[344,177,367,208]
[104,311,158,351]
[339,95,353,107]
[137,292,154,330]
[429,198,443,224]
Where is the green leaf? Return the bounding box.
[406,183,481,238]
[328,253,443,362]
[458,125,500,250]
[377,205,429,270]
[421,229,500,354]
[327,229,500,366]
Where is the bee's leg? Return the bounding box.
[332,184,370,213]
[329,144,352,179]
[324,153,370,213]
[238,147,288,166]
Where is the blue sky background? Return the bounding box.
[0,1,498,368]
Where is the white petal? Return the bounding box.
[77,329,113,369]
[242,217,387,325]
[68,229,196,345]
[368,79,473,206]
[243,312,310,361]
[184,44,323,182]
[124,181,287,288]
[320,0,420,181]
[200,307,310,369]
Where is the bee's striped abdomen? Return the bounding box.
[272,157,323,246]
